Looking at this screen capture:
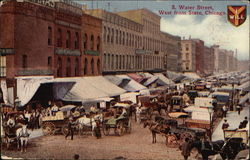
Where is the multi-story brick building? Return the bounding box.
[85,8,168,74]
[192,39,204,74]
[0,0,84,79]
[160,32,181,72]
[180,39,196,72]
[82,13,102,76]
[203,46,214,75]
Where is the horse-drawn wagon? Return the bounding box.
[42,105,78,136]
[102,103,132,136]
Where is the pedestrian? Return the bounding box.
[181,137,191,160]
[94,119,102,139]
[236,105,241,115]
[222,105,228,118]
[222,119,229,131]
[241,117,248,128]
[136,106,142,124]
[65,117,75,140]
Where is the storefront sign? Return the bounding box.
[0,48,14,55]
[25,0,55,8]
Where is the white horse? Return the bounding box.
[76,114,103,136]
[16,124,30,152]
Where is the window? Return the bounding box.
[111,29,114,44]
[66,57,71,77]
[22,55,27,68]
[48,56,52,68]
[75,32,79,49]
[83,34,88,50]
[90,35,94,50]
[75,58,79,76]
[57,28,62,47]
[103,27,106,42]
[97,36,100,51]
[57,57,62,77]
[0,56,6,77]
[91,58,94,75]
[107,28,110,43]
[185,44,189,51]
[66,31,71,48]
[186,53,189,59]
[97,59,100,74]
[48,26,52,46]
[84,58,88,75]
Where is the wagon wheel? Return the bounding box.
[116,121,124,136]
[102,123,110,136]
[180,132,193,143]
[190,147,201,160]
[61,126,68,136]
[166,134,179,148]
[42,122,55,135]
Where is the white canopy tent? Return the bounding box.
[153,73,174,85]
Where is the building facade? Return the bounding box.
[82,13,102,76]
[203,46,214,75]
[160,32,181,72]
[0,0,83,79]
[180,39,196,72]
[192,39,204,74]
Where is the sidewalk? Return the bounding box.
[212,105,249,141]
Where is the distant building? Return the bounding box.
[203,46,214,75]
[180,39,196,72]
[192,39,204,74]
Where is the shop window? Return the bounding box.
[57,57,62,77]
[66,31,71,48]
[91,58,94,75]
[66,57,71,77]
[48,26,52,46]
[75,58,79,76]
[22,55,27,68]
[57,28,62,47]
[48,56,52,68]
[0,56,6,77]
[84,58,88,75]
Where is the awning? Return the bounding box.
[237,81,250,92]
[239,93,250,105]
[83,76,126,97]
[116,75,147,92]
[183,72,201,79]
[0,79,8,104]
[143,76,158,86]
[153,73,174,85]
[127,73,146,83]
[16,76,54,106]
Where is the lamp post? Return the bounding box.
[208,107,213,141]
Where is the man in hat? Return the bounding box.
[222,119,229,131]
[65,117,75,140]
[94,119,102,139]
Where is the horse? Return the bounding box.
[143,119,170,143]
[16,124,30,152]
[76,113,103,136]
[189,138,248,160]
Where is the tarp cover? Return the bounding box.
[84,76,126,97]
[16,76,53,106]
[116,75,147,91]
[239,93,250,105]
[153,73,174,85]
[237,81,250,92]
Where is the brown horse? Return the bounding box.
[143,120,170,143]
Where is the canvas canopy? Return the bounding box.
[237,81,250,92]
[153,73,174,85]
[116,75,147,91]
[239,93,250,105]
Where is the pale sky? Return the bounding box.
[79,0,249,60]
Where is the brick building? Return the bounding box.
[0,0,84,79]
[85,8,168,74]
[180,39,196,72]
[203,46,214,75]
[161,32,181,72]
[192,39,204,74]
[82,13,102,76]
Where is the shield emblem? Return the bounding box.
[227,5,247,27]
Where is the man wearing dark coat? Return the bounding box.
[65,117,75,140]
[181,138,191,160]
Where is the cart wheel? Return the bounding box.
[190,147,201,159]
[61,126,68,136]
[116,122,124,136]
[180,132,193,142]
[42,122,55,135]
[166,134,179,148]
[102,124,110,136]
